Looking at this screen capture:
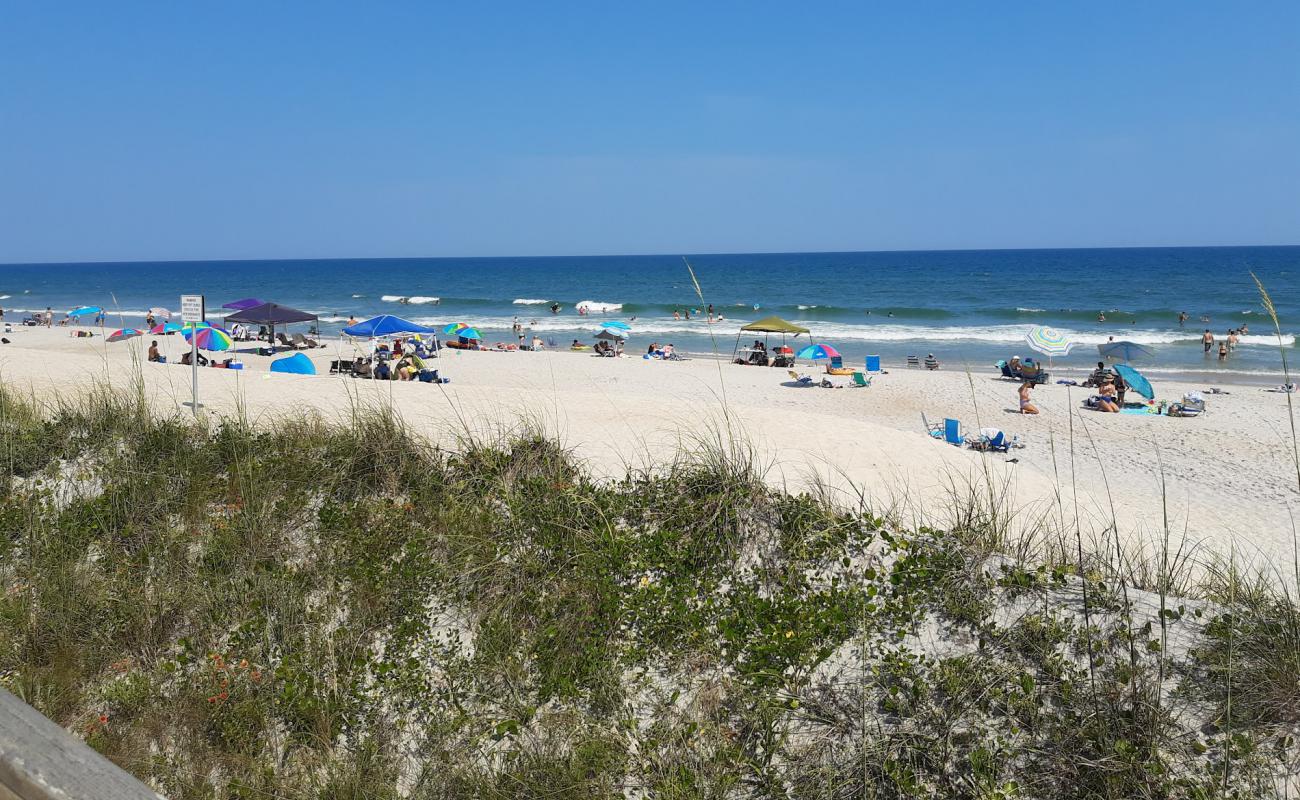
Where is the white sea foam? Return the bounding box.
[0,295,10,300]
[351,293,365,298]
[797,305,818,310]
[575,300,623,313]
[380,295,440,305]
[513,298,550,305]
[1016,307,1044,313]
[398,315,1296,347]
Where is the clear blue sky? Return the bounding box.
[2,2,1297,262]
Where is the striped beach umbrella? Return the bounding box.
[150,322,185,334]
[600,320,631,331]
[796,343,841,360]
[1024,326,1075,357]
[181,325,234,351]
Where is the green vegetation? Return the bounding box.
[0,385,1297,798]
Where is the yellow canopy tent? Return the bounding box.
[732,316,812,364]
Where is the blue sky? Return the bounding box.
[1,2,1297,261]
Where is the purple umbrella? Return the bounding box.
[222,298,266,311]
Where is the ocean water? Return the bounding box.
[2,246,1297,377]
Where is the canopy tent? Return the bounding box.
[270,352,317,375]
[222,298,267,311]
[224,302,317,326]
[343,315,438,338]
[594,329,625,342]
[732,316,811,363]
[224,302,318,351]
[741,316,810,335]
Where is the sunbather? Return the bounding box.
[1018,382,1039,414]
[1094,379,1120,412]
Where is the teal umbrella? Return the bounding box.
[1114,364,1154,400]
[68,306,102,317]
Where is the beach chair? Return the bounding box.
[1168,393,1206,417]
[276,333,298,350]
[787,370,814,386]
[966,429,1020,452]
[865,354,881,373]
[907,355,920,368]
[851,372,872,388]
[996,360,1015,379]
[923,414,963,446]
[924,355,940,370]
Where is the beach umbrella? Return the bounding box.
[1098,340,1155,362]
[594,329,625,342]
[181,325,234,351]
[68,306,102,317]
[442,322,482,340]
[1024,325,1075,357]
[150,322,185,334]
[796,343,841,360]
[148,307,173,319]
[1114,363,1154,400]
[600,320,631,331]
[107,328,144,343]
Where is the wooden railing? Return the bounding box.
[0,689,163,799]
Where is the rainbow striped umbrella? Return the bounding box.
[181,325,234,351]
[1024,326,1075,357]
[796,343,841,360]
[443,322,482,340]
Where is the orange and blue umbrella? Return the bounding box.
[181,325,234,351]
[796,343,840,360]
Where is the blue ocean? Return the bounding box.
[2,246,1297,377]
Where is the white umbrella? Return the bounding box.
[1024,325,1075,358]
[148,307,173,319]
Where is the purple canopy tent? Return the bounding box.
[223,302,318,352]
[222,298,267,311]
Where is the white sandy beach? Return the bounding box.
[3,325,1298,579]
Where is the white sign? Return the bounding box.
[180,295,205,324]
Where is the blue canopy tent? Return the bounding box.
[269,352,317,375]
[342,315,438,338]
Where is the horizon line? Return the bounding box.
[2,241,1298,268]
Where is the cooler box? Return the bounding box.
[865,354,881,373]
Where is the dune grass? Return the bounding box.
[0,381,1297,798]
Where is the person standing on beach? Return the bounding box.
[1202,329,1214,353]
[45,307,52,327]
[707,303,714,322]
[1018,382,1039,414]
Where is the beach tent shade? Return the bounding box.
[343,314,438,338]
[270,352,317,375]
[224,302,318,326]
[222,298,267,311]
[740,316,810,335]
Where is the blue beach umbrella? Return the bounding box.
[600,320,631,331]
[1114,363,1154,400]
[1024,326,1075,357]
[68,306,102,317]
[1098,340,1155,362]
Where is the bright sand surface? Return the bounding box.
[3,326,1299,579]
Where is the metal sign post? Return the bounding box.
[180,294,205,414]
